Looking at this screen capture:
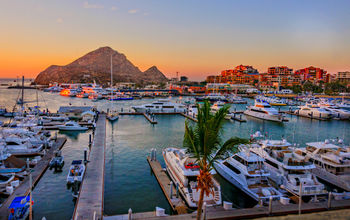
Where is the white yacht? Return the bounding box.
[226,95,247,104]
[257,96,287,106]
[67,160,85,184]
[162,148,222,208]
[325,106,350,120]
[294,103,333,120]
[244,99,285,122]
[57,121,88,131]
[250,139,327,197]
[210,101,226,113]
[2,139,43,154]
[214,149,282,202]
[132,99,186,113]
[294,140,350,191]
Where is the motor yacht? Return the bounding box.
[250,139,327,198]
[257,96,287,106]
[162,148,222,208]
[196,93,228,103]
[132,99,186,113]
[244,99,285,122]
[2,139,43,154]
[226,95,247,104]
[294,103,333,120]
[67,160,85,184]
[57,121,88,131]
[214,148,282,202]
[294,140,350,191]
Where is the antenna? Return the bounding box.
[176,72,179,81]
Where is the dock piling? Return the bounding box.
[299,183,303,215]
[328,192,332,209]
[128,208,132,220]
[84,148,88,164]
[203,202,207,220]
[89,134,92,146]
[268,196,272,215]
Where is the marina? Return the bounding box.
[0,84,349,219]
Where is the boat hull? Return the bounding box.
[244,110,283,122]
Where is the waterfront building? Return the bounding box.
[336,71,350,84]
[206,83,254,93]
[260,66,302,89]
[295,66,328,83]
[221,65,259,85]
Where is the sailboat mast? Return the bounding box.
[21,76,24,108]
[110,54,113,99]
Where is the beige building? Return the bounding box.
[336,71,350,83]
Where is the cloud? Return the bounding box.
[83,1,104,9]
[56,18,63,23]
[111,6,118,11]
[143,12,149,16]
[128,9,138,14]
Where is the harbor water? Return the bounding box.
[0,86,349,219]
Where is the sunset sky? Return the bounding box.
[1,0,350,81]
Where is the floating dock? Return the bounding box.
[179,113,198,122]
[73,114,106,220]
[146,156,188,214]
[0,137,67,220]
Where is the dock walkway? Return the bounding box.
[73,114,106,220]
[0,137,67,220]
[147,157,188,214]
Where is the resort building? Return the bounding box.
[259,66,302,89]
[220,65,259,85]
[336,71,350,84]
[295,66,328,83]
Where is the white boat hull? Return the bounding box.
[244,110,283,122]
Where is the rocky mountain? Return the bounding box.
[34,47,168,85]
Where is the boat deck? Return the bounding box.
[73,114,106,220]
[0,137,67,220]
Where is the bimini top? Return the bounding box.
[71,160,83,165]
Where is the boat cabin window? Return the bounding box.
[288,169,307,174]
[145,106,153,108]
[233,155,246,165]
[265,159,278,169]
[6,141,20,145]
[163,106,174,108]
[223,161,241,174]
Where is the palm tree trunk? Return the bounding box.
[196,187,205,220]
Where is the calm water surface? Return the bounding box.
[0,86,349,219]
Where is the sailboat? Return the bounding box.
[107,54,119,122]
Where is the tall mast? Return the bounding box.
[110,54,113,99]
[21,76,24,108]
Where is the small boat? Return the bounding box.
[0,174,15,187]
[49,151,64,171]
[57,121,88,131]
[67,160,85,184]
[8,195,31,220]
[163,147,222,208]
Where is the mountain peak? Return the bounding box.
[34,47,168,85]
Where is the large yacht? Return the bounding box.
[195,93,228,103]
[214,148,282,203]
[294,140,350,191]
[210,101,236,120]
[132,99,186,113]
[250,139,327,198]
[294,103,333,120]
[162,148,222,208]
[244,99,285,122]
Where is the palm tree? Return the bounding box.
[183,100,249,220]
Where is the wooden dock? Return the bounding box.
[143,113,158,124]
[73,114,106,220]
[106,198,350,220]
[0,137,67,220]
[229,113,247,122]
[179,113,198,122]
[147,157,188,214]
